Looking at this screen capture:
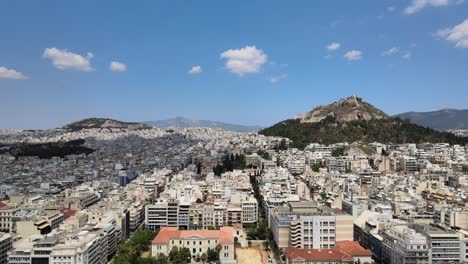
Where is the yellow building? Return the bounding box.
[151,226,236,263]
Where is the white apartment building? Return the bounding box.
[145,199,191,230]
[413,224,462,263]
[241,198,258,224]
[288,159,305,175]
[269,202,353,249]
[147,197,258,230]
[8,232,108,264]
[382,225,429,264]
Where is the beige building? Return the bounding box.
[151,226,236,263]
[0,206,19,232]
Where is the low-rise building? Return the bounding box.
[151,226,236,263]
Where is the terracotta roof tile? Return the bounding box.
[335,240,371,256]
[285,240,371,262]
[152,226,235,245]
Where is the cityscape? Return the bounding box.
[2,1,468,264]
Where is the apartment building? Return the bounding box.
[0,206,19,232]
[413,223,462,263]
[288,159,305,175]
[241,197,258,224]
[129,201,147,234]
[270,202,353,249]
[0,233,12,264]
[8,231,109,264]
[399,156,418,172]
[382,225,429,264]
[342,198,368,219]
[64,192,100,210]
[147,197,257,230]
[151,226,236,263]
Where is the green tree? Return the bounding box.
[154,254,169,264]
[201,253,208,263]
[207,248,219,262]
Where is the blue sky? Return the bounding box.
[1,0,468,129]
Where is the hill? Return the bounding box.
[260,97,468,149]
[294,96,388,123]
[395,109,468,130]
[144,117,262,132]
[63,118,151,131]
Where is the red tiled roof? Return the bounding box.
[335,241,372,256]
[286,240,371,262]
[232,223,243,229]
[0,202,7,208]
[59,208,77,218]
[152,226,235,245]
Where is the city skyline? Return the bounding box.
[1,1,468,129]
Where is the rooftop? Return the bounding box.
[152,226,235,245]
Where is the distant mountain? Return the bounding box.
[63,118,151,130]
[144,117,262,132]
[394,109,468,130]
[260,96,467,149]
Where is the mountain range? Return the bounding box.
[143,117,262,132]
[394,109,468,130]
[260,96,468,148]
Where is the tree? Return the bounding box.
[154,254,169,264]
[201,253,208,263]
[136,257,153,264]
[207,248,219,262]
[246,228,257,239]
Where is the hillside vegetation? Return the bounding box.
[260,116,468,149]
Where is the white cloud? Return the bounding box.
[404,0,456,14]
[402,51,412,59]
[109,61,127,72]
[382,47,400,56]
[43,47,93,71]
[0,66,27,80]
[269,74,287,83]
[188,65,202,74]
[344,50,363,61]
[220,46,267,76]
[327,42,341,51]
[437,19,468,48]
